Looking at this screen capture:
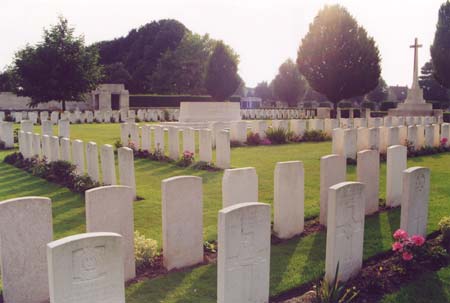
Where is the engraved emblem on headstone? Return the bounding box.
[72,246,106,283]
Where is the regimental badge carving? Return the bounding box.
[415,173,426,193]
[72,246,106,283]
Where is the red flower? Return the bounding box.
[393,229,408,241]
[402,251,413,261]
[392,241,403,252]
[411,235,425,246]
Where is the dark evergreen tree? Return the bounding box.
[431,1,450,88]
[297,4,381,109]
[11,17,102,110]
[204,41,240,101]
[366,77,388,103]
[419,60,450,103]
[272,59,306,107]
[102,62,132,86]
[254,81,273,102]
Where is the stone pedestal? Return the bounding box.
[179,102,241,122]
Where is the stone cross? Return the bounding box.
[410,38,422,90]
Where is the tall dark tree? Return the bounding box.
[205,41,240,101]
[272,59,306,107]
[297,4,381,109]
[149,33,214,94]
[0,70,15,92]
[366,77,388,103]
[431,1,450,88]
[102,62,132,86]
[11,17,102,110]
[419,60,450,103]
[254,81,273,102]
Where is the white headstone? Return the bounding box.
[216,130,231,169]
[42,134,51,160]
[400,167,430,237]
[168,127,180,160]
[47,232,125,303]
[86,186,135,280]
[218,202,271,303]
[72,139,85,175]
[230,121,247,143]
[141,124,151,152]
[320,154,346,225]
[153,125,165,153]
[274,161,304,239]
[49,136,60,162]
[290,119,307,137]
[386,145,407,207]
[0,122,14,148]
[118,147,136,198]
[182,127,196,154]
[21,120,33,133]
[58,119,70,138]
[86,142,99,182]
[0,197,53,303]
[162,176,203,270]
[325,182,365,283]
[357,149,380,214]
[199,128,212,162]
[222,167,258,208]
[60,137,71,162]
[42,120,53,136]
[32,133,42,157]
[101,144,116,185]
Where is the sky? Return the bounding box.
[0,0,444,88]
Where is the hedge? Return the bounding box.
[129,95,241,108]
[444,112,450,123]
[380,101,397,111]
[371,111,388,118]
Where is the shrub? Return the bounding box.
[302,130,330,142]
[191,161,221,171]
[337,101,352,108]
[319,102,331,108]
[439,216,450,249]
[13,128,19,143]
[71,174,100,193]
[391,229,426,262]
[380,101,396,111]
[314,263,358,303]
[163,110,170,121]
[114,139,123,150]
[134,230,159,270]
[46,161,76,185]
[265,127,289,144]
[0,140,5,150]
[177,151,194,167]
[371,111,388,118]
[246,132,261,145]
[4,152,23,165]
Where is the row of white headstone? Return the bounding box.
[0,152,430,302]
[18,130,136,197]
[333,123,450,159]
[0,108,180,124]
[120,123,232,169]
[241,108,317,119]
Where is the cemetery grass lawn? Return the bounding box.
[381,264,450,303]
[1,123,450,302]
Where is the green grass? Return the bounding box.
[381,265,450,303]
[2,123,450,302]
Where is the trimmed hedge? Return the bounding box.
[129,95,241,108]
[380,101,397,111]
[361,101,376,110]
[371,111,388,118]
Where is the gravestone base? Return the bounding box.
[388,103,433,117]
[179,102,241,122]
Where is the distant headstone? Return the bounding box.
[0,197,53,303]
[42,120,53,136]
[320,154,346,225]
[218,202,271,303]
[118,147,136,198]
[222,167,258,208]
[58,119,70,138]
[400,167,430,237]
[47,232,125,303]
[86,186,135,280]
[162,176,203,270]
[357,149,380,214]
[325,182,365,283]
[216,130,231,169]
[274,161,304,238]
[386,145,407,207]
[101,144,116,185]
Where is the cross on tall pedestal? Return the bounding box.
[410,37,422,89]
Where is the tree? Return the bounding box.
[0,69,15,92]
[419,60,450,103]
[431,1,450,88]
[205,41,240,101]
[149,33,214,94]
[11,17,102,110]
[254,81,273,102]
[366,77,388,103]
[272,59,306,107]
[297,4,381,109]
[103,62,132,86]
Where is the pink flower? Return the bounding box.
[411,235,425,246]
[393,229,409,241]
[392,241,403,252]
[402,251,413,261]
[260,138,272,145]
[441,137,448,144]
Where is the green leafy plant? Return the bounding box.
[176,151,194,167]
[315,263,358,303]
[265,127,289,144]
[302,130,330,142]
[71,174,100,193]
[134,230,159,270]
[246,132,262,145]
[439,216,450,250]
